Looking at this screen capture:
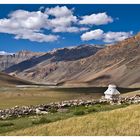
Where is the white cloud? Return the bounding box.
[0,6,90,42]
[45,6,73,18]
[48,15,77,28]
[45,6,90,33]
[46,6,79,33]
[52,26,89,33]
[14,30,59,42]
[103,31,133,43]
[81,29,104,41]
[81,29,132,43]
[8,10,48,30]
[0,10,59,42]
[79,12,113,25]
[0,6,127,43]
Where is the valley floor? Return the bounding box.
[0,86,103,109]
[0,86,139,136]
[0,86,139,109]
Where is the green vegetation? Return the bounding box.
[0,103,128,135]
[71,104,127,116]
[0,85,139,136]
[32,117,51,125]
[73,110,85,116]
[0,122,14,127]
[5,104,140,136]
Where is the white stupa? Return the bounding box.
[104,84,120,100]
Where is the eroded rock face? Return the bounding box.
[0,50,44,71]
[4,45,102,83]
[64,33,140,87]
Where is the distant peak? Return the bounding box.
[17,50,32,54]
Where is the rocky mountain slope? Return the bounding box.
[4,44,102,84]
[0,50,44,71]
[3,33,140,87]
[64,33,140,87]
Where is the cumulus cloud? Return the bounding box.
[52,26,89,33]
[0,5,127,43]
[14,30,59,42]
[81,29,104,41]
[45,6,73,18]
[81,29,132,43]
[8,10,48,30]
[0,10,59,42]
[48,15,77,28]
[46,6,79,33]
[103,31,133,43]
[0,6,92,42]
[79,12,113,25]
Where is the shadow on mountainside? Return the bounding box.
[3,46,100,73]
[4,53,53,73]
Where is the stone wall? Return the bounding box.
[0,95,140,120]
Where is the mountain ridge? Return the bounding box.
[2,34,140,87]
[0,50,44,71]
[3,44,102,83]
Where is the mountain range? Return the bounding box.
[0,50,44,71]
[1,33,140,88]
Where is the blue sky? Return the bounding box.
[0,4,140,53]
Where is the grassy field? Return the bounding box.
[0,86,139,136]
[0,87,137,109]
[0,86,140,109]
[0,103,128,135]
[121,90,140,97]
[4,104,140,136]
[0,87,103,109]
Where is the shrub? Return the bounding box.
[87,107,98,113]
[94,104,102,108]
[32,117,51,125]
[49,108,57,113]
[73,110,85,116]
[53,117,61,121]
[0,122,14,127]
